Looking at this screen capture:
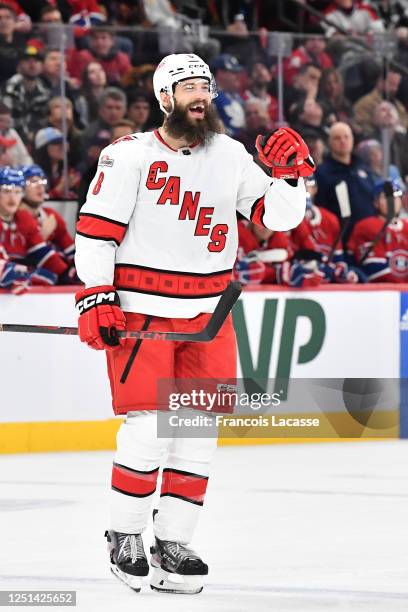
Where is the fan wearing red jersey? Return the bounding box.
[74,53,309,594]
[348,180,407,282]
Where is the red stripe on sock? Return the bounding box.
[112,464,158,496]
[160,469,208,504]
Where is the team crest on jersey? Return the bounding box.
[389,249,408,277]
[98,155,114,168]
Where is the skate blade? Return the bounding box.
[110,563,143,592]
[150,566,204,594]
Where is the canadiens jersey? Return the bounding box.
[289,205,341,259]
[348,216,408,282]
[0,209,68,275]
[75,130,306,317]
[237,220,290,283]
[38,206,75,262]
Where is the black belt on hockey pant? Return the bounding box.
[120,314,153,384]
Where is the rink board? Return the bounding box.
[0,285,406,452]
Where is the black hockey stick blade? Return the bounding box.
[0,282,242,343]
[384,180,396,221]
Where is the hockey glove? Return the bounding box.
[75,285,126,351]
[255,127,315,180]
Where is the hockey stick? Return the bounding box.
[326,181,352,264]
[359,181,395,265]
[0,281,242,343]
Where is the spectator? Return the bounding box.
[284,25,333,86]
[242,61,278,125]
[111,119,137,141]
[236,99,272,156]
[347,179,407,282]
[0,166,68,291]
[222,12,263,66]
[20,163,76,266]
[0,2,27,83]
[47,96,83,167]
[126,89,151,132]
[123,63,161,129]
[315,121,376,235]
[67,26,131,85]
[0,101,32,165]
[76,61,107,127]
[371,100,408,183]
[288,97,328,141]
[353,66,408,136]
[33,127,80,199]
[319,68,354,126]
[38,6,63,23]
[80,86,127,149]
[303,132,327,166]
[40,48,79,102]
[323,0,384,36]
[2,44,50,147]
[284,62,322,110]
[212,53,245,137]
[356,138,405,191]
[0,1,30,32]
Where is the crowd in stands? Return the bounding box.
[2,0,408,292]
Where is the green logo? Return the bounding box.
[233,298,326,398]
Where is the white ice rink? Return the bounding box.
[1,441,407,611]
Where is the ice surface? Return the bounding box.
[1,441,408,611]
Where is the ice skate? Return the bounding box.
[105,530,149,592]
[150,536,208,594]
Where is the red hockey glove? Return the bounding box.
[255,127,315,180]
[75,285,126,351]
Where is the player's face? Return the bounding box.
[163,80,222,143]
[0,185,23,219]
[25,176,47,205]
[173,79,212,122]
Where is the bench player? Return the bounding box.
[74,53,312,594]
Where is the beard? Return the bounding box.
[164,99,223,144]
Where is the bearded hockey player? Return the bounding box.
[74,53,312,594]
[348,180,407,282]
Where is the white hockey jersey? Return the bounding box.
[75,130,306,317]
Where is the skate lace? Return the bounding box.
[166,542,197,561]
[118,534,144,563]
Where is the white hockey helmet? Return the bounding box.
[153,53,217,114]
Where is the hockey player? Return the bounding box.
[234,218,291,284]
[20,164,76,266]
[0,167,69,292]
[74,53,312,594]
[284,176,362,286]
[348,180,407,282]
